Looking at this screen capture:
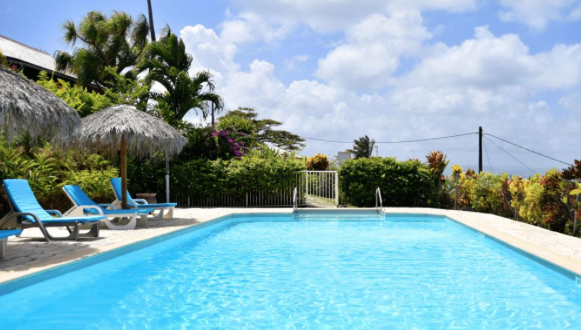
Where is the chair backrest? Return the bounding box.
[110,178,134,203]
[3,179,52,223]
[63,185,99,207]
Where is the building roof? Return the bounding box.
[0,34,75,79]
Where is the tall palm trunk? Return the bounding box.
[146,0,170,203]
[147,0,156,42]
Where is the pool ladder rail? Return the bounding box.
[376,187,384,215]
[293,187,298,212]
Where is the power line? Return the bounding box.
[483,138,494,173]
[484,136,536,175]
[485,133,571,166]
[301,132,478,144]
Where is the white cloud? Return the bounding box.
[231,0,477,32]
[180,24,239,86]
[221,12,289,44]
[498,0,581,30]
[179,20,580,171]
[403,26,581,91]
[221,60,287,110]
[316,11,431,91]
[285,55,310,70]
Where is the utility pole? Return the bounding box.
[478,126,483,173]
[211,102,216,127]
[146,0,170,203]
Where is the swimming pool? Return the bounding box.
[0,212,580,329]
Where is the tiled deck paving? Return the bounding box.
[1,208,581,285]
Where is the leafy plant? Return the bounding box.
[36,71,112,117]
[339,157,433,207]
[55,10,150,86]
[217,108,305,152]
[0,50,9,69]
[0,138,119,217]
[426,151,449,177]
[137,28,223,126]
[562,159,581,180]
[102,67,151,111]
[307,154,330,171]
[128,153,306,203]
[348,135,375,159]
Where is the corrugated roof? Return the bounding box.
[0,34,75,78]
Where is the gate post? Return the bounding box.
[305,170,309,196]
[335,171,339,206]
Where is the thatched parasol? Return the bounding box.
[73,104,187,208]
[0,67,81,144]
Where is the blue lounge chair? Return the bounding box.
[63,185,153,230]
[0,179,104,241]
[110,178,177,220]
[0,229,21,259]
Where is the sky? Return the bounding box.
[1,0,581,175]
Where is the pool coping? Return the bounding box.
[1,207,580,287]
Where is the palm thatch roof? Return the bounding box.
[0,66,80,143]
[73,104,187,158]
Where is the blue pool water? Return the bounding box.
[0,213,580,329]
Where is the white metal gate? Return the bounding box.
[304,170,339,207]
[173,170,338,207]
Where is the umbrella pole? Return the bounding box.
[121,135,128,209]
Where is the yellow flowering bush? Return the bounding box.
[307,154,330,171]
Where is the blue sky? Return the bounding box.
[1,0,581,175]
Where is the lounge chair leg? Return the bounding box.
[104,217,136,230]
[0,238,6,259]
[79,223,100,238]
[36,222,52,242]
[151,209,164,220]
[42,224,80,241]
[139,214,148,227]
[163,208,174,220]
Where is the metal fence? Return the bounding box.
[174,172,306,207]
[304,170,339,207]
[173,170,339,208]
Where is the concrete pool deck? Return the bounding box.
[1,208,580,285]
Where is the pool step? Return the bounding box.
[293,209,384,220]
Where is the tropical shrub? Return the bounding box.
[216,108,305,152]
[176,126,245,161]
[36,71,112,117]
[0,139,118,217]
[307,154,330,171]
[339,157,434,207]
[426,151,448,177]
[445,165,581,237]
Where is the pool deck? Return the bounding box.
[1,208,580,285]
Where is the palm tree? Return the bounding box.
[137,28,223,126]
[55,11,150,86]
[349,135,375,159]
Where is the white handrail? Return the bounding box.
[293,187,298,212]
[376,187,383,214]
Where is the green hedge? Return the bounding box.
[129,155,306,204]
[339,157,435,207]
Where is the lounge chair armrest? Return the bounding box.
[12,212,41,224]
[79,206,105,216]
[133,199,148,204]
[98,203,115,210]
[127,200,139,208]
[46,210,63,217]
